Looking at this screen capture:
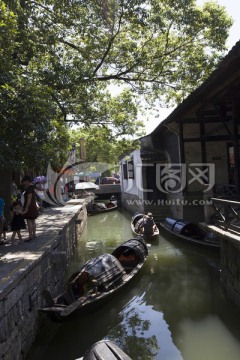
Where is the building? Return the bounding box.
[121,40,240,227]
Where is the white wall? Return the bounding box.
[120,150,144,200]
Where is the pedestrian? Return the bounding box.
[0,195,5,242]
[11,201,26,245]
[142,213,156,237]
[21,175,38,241]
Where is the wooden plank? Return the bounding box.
[183,135,240,142]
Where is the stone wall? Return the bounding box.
[220,235,240,307]
[121,192,144,215]
[0,205,87,360]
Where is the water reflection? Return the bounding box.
[27,209,240,360]
[108,293,160,359]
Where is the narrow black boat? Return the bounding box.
[77,340,132,360]
[131,212,159,241]
[39,237,148,321]
[160,217,220,250]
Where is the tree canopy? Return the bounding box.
[0,0,69,171]
[69,125,140,165]
[13,0,232,110]
[0,0,233,170]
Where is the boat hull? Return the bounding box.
[40,237,148,321]
[87,204,118,215]
[159,218,220,251]
[78,340,132,360]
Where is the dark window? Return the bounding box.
[123,163,128,179]
[128,160,134,179]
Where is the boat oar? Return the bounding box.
[59,294,90,318]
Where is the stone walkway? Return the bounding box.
[0,199,85,297]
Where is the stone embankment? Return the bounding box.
[0,200,87,360]
[204,223,240,309]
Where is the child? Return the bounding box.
[0,220,7,244]
[2,220,8,240]
[0,222,7,245]
[11,201,26,245]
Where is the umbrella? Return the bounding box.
[33,176,47,184]
[75,182,99,190]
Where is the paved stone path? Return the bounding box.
[0,200,85,297]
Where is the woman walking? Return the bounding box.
[21,175,38,241]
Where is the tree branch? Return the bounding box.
[59,39,82,52]
[28,1,54,15]
[51,94,67,121]
[92,2,124,77]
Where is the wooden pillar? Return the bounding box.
[232,100,240,194]
[199,116,210,187]
[179,121,185,164]
[179,121,187,193]
[199,119,207,164]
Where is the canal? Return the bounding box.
[27,209,240,360]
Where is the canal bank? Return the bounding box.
[25,210,240,360]
[0,200,87,360]
[203,223,240,309]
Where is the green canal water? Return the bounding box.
[27,209,240,360]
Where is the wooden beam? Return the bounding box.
[183,135,240,142]
[198,115,207,163]
[178,116,232,124]
[179,121,185,163]
[179,121,188,193]
[232,100,240,194]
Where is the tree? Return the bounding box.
[0,76,70,172]
[0,0,70,172]
[69,125,140,165]
[0,0,233,170]
[7,0,232,126]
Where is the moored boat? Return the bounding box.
[87,198,118,215]
[77,340,132,360]
[159,217,220,251]
[39,237,148,321]
[131,212,159,241]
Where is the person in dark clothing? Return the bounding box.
[142,213,156,236]
[21,175,38,241]
[11,201,26,244]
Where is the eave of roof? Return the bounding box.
[151,39,240,135]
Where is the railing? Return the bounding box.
[211,197,240,232]
[213,184,236,197]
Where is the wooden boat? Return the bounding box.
[39,237,148,321]
[131,212,159,240]
[77,340,132,360]
[87,201,118,215]
[159,217,220,251]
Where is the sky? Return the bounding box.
[145,0,240,134]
